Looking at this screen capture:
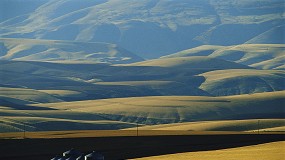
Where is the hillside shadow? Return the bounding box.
[0,133,284,160]
[0,98,57,110]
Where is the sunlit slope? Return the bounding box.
[161,45,224,58]
[0,67,98,100]
[38,90,87,99]
[0,86,139,132]
[0,38,143,64]
[132,141,285,160]
[0,87,63,105]
[255,126,285,132]
[126,119,285,132]
[210,44,285,69]
[0,117,136,133]
[0,105,136,132]
[246,25,285,44]
[163,44,285,70]
[199,69,285,96]
[33,91,285,125]
[125,56,250,69]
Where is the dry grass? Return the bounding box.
[199,69,285,82]
[0,38,143,63]
[250,126,285,132]
[0,130,280,139]
[95,81,173,86]
[32,91,285,125]
[38,90,86,97]
[1,91,284,132]
[164,44,285,69]
[132,141,285,160]
[0,116,136,133]
[161,45,224,58]
[125,119,285,132]
[0,87,63,104]
[122,56,248,69]
[198,69,285,95]
[124,57,205,67]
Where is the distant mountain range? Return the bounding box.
[0,0,284,58]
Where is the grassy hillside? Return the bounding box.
[125,56,250,69]
[126,119,285,132]
[0,38,143,64]
[33,91,285,125]
[0,117,136,132]
[0,87,63,104]
[161,45,225,58]
[199,69,285,96]
[1,90,284,132]
[246,25,285,44]
[164,44,285,70]
[38,90,87,99]
[0,58,248,99]
[1,55,284,101]
[210,44,285,69]
[0,104,136,132]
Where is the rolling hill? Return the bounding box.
[1,56,284,101]
[0,38,143,64]
[126,119,285,132]
[0,102,136,132]
[161,45,225,58]
[199,69,285,96]
[246,25,285,44]
[0,58,284,132]
[33,91,285,125]
[0,117,136,132]
[0,87,63,105]
[124,56,251,69]
[0,91,284,132]
[209,44,285,69]
[0,0,284,58]
[163,44,285,70]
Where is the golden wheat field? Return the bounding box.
[132,141,285,160]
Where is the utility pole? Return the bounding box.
[136,122,139,137]
[23,123,26,139]
[257,120,260,134]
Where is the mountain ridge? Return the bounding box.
[1,0,284,58]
